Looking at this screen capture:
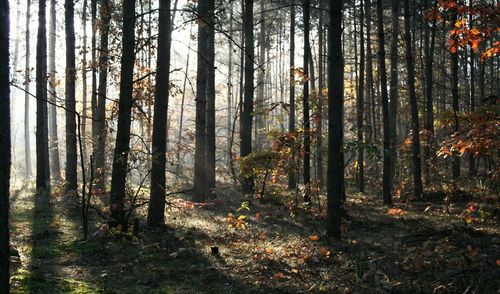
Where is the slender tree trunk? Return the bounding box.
[24,0,33,178]
[468,3,476,175]
[327,0,343,239]
[316,0,324,189]
[365,0,375,176]
[255,0,266,151]
[227,1,233,166]
[241,0,255,193]
[90,0,97,178]
[357,0,365,193]
[81,0,88,161]
[206,0,216,193]
[0,1,11,289]
[388,0,399,191]
[36,0,50,194]
[404,0,423,199]
[177,23,193,166]
[48,0,61,182]
[94,0,111,193]
[109,0,136,228]
[148,0,171,226]
[288,0,296,190]
[451,11,460,180]
[194,0,209,201]
[376,0,391,205]
[303,0,311,206]
[65,0,78,193]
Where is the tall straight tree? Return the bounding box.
[206,0,216,193]
[376,0,391,205]
[288,0,296,190]
[0,0,10,289]
[93,0,111,193]
[109,0,136,228]
[327,0,343,239]
[302,0,311,206]
[24,0,33,178]
[194,0,210,201]
[36,0,50,195]
[81,0,88,159]
[357,0,365,193]
[148,0,171,226]
[255,0,266,151]
[388,0,399,190]
[240,0,254,193]
[48,0,61,181]
[316,0,325,189]
[365,0,375,173]
[403,0,423,199]
[65,0,78,193]
[451,9,460,180]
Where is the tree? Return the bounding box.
[302,0,311,206]
[24,0,32,179]
[376,0,391,205]
[0,0,10,290]
[365,0,375,174]
[327,0,343,239]
[109,0,136,228]
[36,0,50,195]
[93,0,111,193]
[357,0,365,193]
[316,0,325,189]
[48,0,61,181]
[206,0,216,193]
[65,0,78,194]
[240,0,255,193]
[288,0,296,190]
[451,8,460,180]
[403,0,423,199]
[148,0,171,227]
[194,0,211,201]
[388,0,399,193]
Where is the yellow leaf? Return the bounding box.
[265,247,273,254]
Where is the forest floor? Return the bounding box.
[8,180,500,293]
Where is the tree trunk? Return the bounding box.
[302,0,311,206]
[451,11,460,180]
[206,0,216,193]
[36,0,50,194]
[403,0,423,199]
[288,0,296,190]
[327,0,343,239]
[255,0,266,151]
[65,0,78,193]
[94,0,111,193]
[365,0,375,176]
[376,0,391,205]
[109,0,136,228]
[388,0,399,192]
[48,0,61,182]
[24,0,33,178]
[240,0,254,193]
[357,0,365,193]
[0,1,11,289]
[194,0,209,201]
[81,0,88,161]
[148,0,171,226]
[227,1,233,167]
[316,0,324,189]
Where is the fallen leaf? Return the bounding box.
[309,235,320,241]
[265,247,273,254]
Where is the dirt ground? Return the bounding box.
[8,181,500,293]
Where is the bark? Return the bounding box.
[288,0,296,190]
[255,0,266,151]
[403,0,423,199]
[81,0,88,161]
[240,0,254,193]
[206,0,216,193]
[388,0,399,190]
[451,11,460,180]
[194,0,209,201]
[65,0,78,193]
[109,0,136,228]
[327,0,343,239]
[148,0,171,226]
[357,0,365,193]
[94,0,111,192]
[48,0,61,182]
[365,0,375,175]
[316,0,325,189]
[36,0,50,194]
[24,0,33,178]
[227,1,233,166]
[302,0,311,206]
[376,0,391,205]
[0,1,10,289]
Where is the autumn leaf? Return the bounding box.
[265,247,273,254]
[388,208,406,216]
[309,235,320,241]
